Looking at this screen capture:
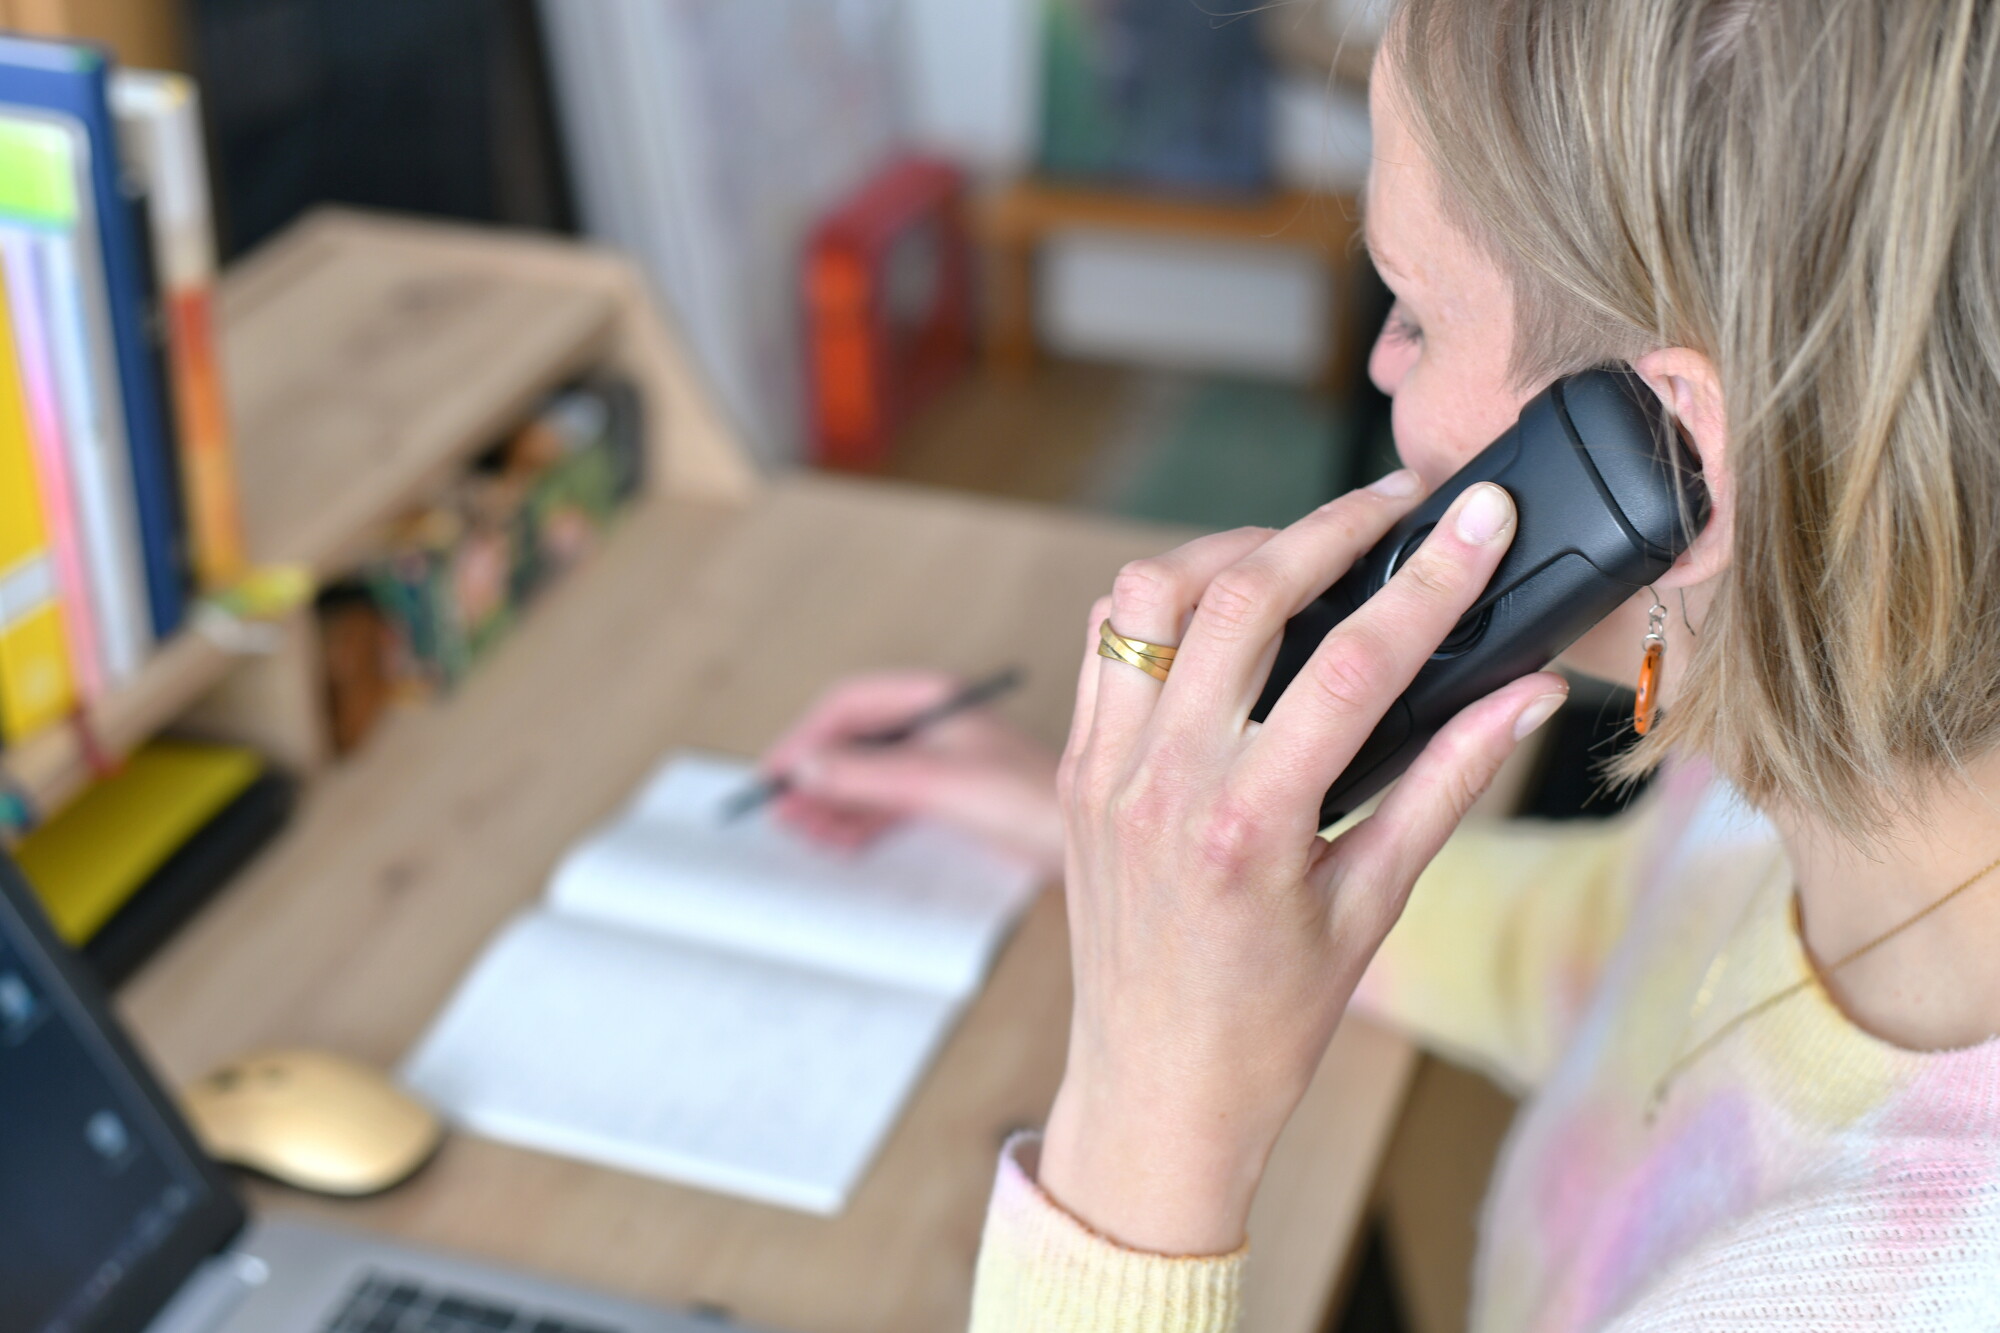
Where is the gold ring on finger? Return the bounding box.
[1097,619,1178,682]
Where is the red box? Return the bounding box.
[805,156,973,471]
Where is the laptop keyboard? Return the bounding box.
[323,1273,626,1333]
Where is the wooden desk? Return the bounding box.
[118,475,1417,1333]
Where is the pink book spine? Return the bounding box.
[2,228,102,701]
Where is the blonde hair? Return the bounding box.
[1388,0,2000,834]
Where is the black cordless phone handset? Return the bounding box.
[1249,367,1708,828]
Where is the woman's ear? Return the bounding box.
[1632,347,1733,589]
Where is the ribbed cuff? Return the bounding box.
[968,1133,1246,1333]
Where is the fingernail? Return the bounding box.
[792,753,825,790]
[1368,468,1421,497]
[1513,691,1567,741]
[1456,483,1514,544]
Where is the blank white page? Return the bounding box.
[546,752,1041,998]
[402,912,955,1215]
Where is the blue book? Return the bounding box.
[0,35,185,640]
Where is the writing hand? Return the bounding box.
[760,671,1063,876]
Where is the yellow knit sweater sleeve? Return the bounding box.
[969,1135,1244,1333]
[1352,798,1659,1092]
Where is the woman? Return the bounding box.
[768,1,2000,1325]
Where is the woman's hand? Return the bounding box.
[1040,475,1568,1256]
[760,671,1064,876]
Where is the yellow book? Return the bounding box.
[0,257,75,741]
[14,739,260,945]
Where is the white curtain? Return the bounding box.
[538,0,905,466]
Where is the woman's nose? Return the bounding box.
[1369,321,1418,398]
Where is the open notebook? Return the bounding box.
[402,751,1041,1214]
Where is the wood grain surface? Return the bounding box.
[118,475,1415,1333]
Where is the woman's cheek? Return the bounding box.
[1390,370,1540,487]
[1389,385,1465,489]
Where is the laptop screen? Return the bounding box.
[0,850,244,1333]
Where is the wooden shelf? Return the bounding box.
[2,631,230,827]
[984,180,1358,251]
[4,208,759,831]
[222,216,620,578]
[222,209,756,576]
[978,179,1366,384]
[0,0,187,71]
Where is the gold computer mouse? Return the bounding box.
[181,1049,443,1197]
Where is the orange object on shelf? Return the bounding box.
[804,157,972,472]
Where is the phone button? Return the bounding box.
[1387,523,1491,657]
[1432,606,1491,659]
[1385,523,1435,587]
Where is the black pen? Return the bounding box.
[718,667,1026,824]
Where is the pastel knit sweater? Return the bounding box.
[969,762,2000,1330]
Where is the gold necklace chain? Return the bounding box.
[1645,849,2000,1124]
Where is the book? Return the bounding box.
[0,112,152,685]
[111,70,246,591]
[0,225,99,700]
[82,767,293,990]
[402,751,1042,1215]
[0,236,77,742]
[12,738,262,947]
[0,36,187,641]
[353,378,646,708]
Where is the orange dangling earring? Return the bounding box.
[1634,595,1668,736]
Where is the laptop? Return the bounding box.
[0,848,760,1333]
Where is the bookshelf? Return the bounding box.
[3,208,760,830]
[979,179,1368,389]
[0,0,186,70]
[1,632,230,822]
